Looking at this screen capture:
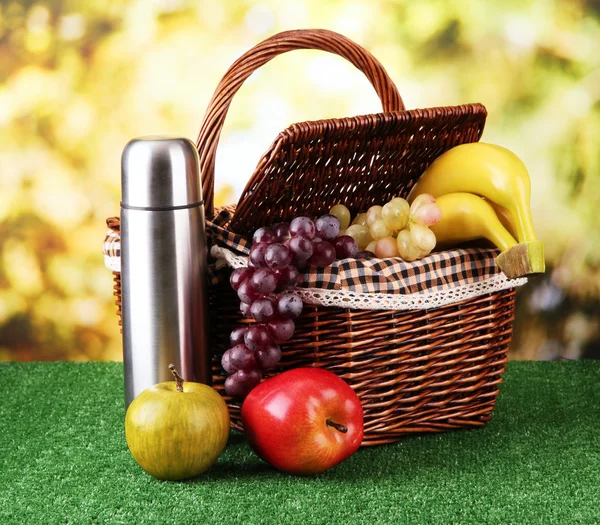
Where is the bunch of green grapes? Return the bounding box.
[329,195,442,261]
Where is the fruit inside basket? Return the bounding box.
[105,29,543,446]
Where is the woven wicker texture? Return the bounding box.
[196,29,405,219]
[196,30,487,234]
[207,282,515,446]
[108,29,516,446]
[109,267,515,446]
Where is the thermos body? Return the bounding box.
[120,137,211,408]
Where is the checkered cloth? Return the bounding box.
[103,227,121,272]
[206,207,503,294]
[104,205,510,297]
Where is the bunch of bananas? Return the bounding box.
[408,142,545,279]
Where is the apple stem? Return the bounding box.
[326,419,348,434]
[168,364,184,392]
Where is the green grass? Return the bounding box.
[1,361,599,524]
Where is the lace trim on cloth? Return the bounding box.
[210,245,527,311]
[104,255,121,272]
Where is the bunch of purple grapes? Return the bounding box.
[222,214,359,398]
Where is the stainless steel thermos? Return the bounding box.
[120,137,211,408]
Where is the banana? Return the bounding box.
[429,192,545,279]
[485,199,518,240]
[407,142,538,243]
[430,192,518,251]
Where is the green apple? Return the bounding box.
[125,365,230,480]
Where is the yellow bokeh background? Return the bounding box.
[1,0,599,361]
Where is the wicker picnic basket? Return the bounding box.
[107,29,517,446]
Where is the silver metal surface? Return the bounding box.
[121,137,210,408]
[121,137,202,209]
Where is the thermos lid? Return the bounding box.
[121,137,203,209]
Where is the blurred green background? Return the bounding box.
[0,0,598,362]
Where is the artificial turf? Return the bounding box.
[0,361,599,525]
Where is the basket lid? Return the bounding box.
[230,103,487,234]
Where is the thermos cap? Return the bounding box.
[121,137,202,209]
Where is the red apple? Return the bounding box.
[241,368,364,475]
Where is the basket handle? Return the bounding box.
[196,29,405,218]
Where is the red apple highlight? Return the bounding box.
[241,368,364,475]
